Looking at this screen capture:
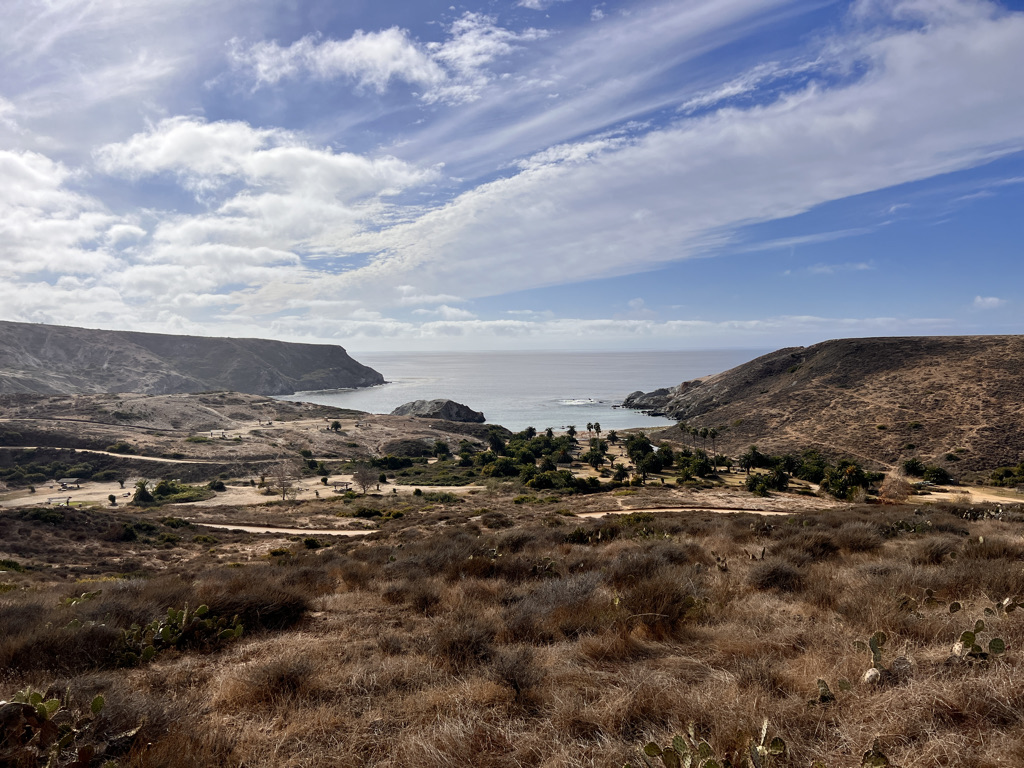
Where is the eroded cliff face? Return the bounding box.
[0,321,384,396]
[622,336,1024,471]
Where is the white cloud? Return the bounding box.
[0,149,122,277]
[0,0,254,155]
[230,12,545,105]
[807,262,874,275]
[412,304,478,320]
[95,117,435,199]
[518,0,569,9]
[85,117,443,320]
[973,296,1006,309]
[315,0,1024,304]
[229,28,446,93]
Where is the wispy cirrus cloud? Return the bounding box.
[0,0,1021,350]
[807,262,875,275]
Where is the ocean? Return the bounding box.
[279,349,766,432]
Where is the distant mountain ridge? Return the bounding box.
[624,335,1024,472]
[0,321,384,396]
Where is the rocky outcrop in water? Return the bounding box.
[0,320,384,396]
[390,399,485,423]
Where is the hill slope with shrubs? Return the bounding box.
[625,335,1024,474]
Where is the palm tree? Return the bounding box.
[567,425,577,439]
[699,427,709,452]
[593,422,601,440]
[709,428,719,461]
[586,422,594,437]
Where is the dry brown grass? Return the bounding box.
[3,495,1024,767]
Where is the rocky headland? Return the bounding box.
[624,335,1024,472]
[0,321,383,396]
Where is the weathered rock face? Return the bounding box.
[622,388,674,413]
[390,399,485,423]
[0,321,384,396]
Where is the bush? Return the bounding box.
[923,465,954,485]
[748,561,806,592]
[835,521,884,553]
[430,613,496,673]
[772,531,839,564]
[198,576,309,632]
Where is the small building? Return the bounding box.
[56,478,82,490]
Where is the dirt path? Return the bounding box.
[0,416,188,434]
[578,506,792,518]
[190,522,373,537]
[1,447,227,464]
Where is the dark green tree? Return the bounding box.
[487,428,507,454]
[132,479,154,505]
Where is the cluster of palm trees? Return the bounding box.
[679,423,719,456]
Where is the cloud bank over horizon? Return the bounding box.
[0,0,1022,351]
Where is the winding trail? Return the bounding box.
[578,505,791,518]
[187,504,794,538]
[0,446,226,464]
[191,521,373,537]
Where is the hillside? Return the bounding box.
[624,335,1024,473]
[0,321,383,396]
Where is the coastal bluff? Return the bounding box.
[624,335,1024,472]
[0,321,384,396]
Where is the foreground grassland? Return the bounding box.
[3,487,1024,767]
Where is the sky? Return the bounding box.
[1,0,1023,353]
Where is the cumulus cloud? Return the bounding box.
[0,150,122,277]
[95,116,435,200]
[86,117,442,320]
[228,28,445,93]
[230,12,545,104]
[973,296,1006,309]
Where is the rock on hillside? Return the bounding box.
[391,399,485,423]
[0,321,384,396]
[624,335,1024,473]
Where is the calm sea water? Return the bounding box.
[279,349,765,432]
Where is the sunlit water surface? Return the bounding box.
[279,349,765,433]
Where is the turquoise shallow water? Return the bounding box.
[279,349,766,432]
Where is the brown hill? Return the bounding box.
[0,321,383,396]
[624,336,1024,473]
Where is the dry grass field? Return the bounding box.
[4,484,1024,768]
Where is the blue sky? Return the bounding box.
[1,0,1022,352]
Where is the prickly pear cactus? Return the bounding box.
[119,603,243,666]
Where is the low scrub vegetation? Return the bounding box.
[2,489,1024,766]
